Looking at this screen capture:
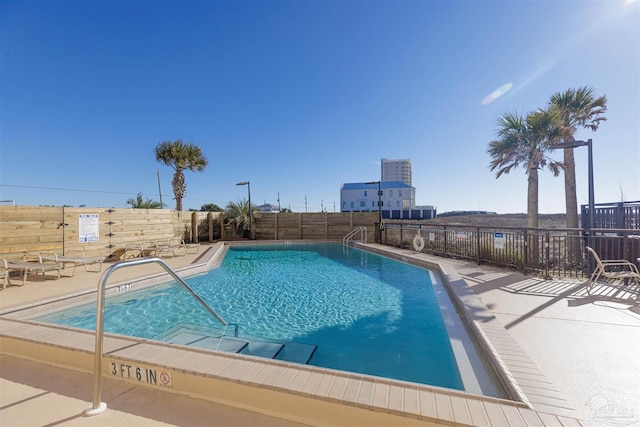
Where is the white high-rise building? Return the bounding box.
[381,158,411,186]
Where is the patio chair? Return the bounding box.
[1,258,62,288]
[155,240,180,258]
[585,246,640,297]
[38,250,103,277]
[124,242,157,259]
[179,239,200,254]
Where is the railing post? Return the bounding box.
[523,229,528,273]
[475,227,481,265]
[544,229,550,279]
[444,226,448,256]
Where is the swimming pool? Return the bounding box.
[32,243,505,397]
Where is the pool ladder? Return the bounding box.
[343,226,367,246]
[85,257,229,416]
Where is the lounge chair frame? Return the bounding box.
[1,258,62,288]
[585,246,640,299]
[38,250,103,277]
[180,240,200,254]
[124,242,158,259]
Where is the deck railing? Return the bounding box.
[581,201,640,230]
[379,222,640,279]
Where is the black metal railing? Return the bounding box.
[379,222,640,279]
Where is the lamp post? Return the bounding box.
[552,138,594,270]
[236,181,252,240]
[365,180,382,240]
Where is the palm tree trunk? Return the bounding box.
[527,167,539,229]
[527,168,539,269]
[563,141,582,266]
[172,171,186,211]
[564,145,579,229]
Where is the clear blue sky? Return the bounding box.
[1,0,638,213]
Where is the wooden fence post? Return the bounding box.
[208,213,213,242]
[274,213,278,240]
[191,212,198,243]
[299,213,303,239]
[324,212,328,239]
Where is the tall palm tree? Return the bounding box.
[126,192,163,209]
[154,140,208,211]
[488,107,568,229]
[223,199,261,238]
[549,86,607,229]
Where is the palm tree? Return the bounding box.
[549,86,607,229]
[488,107,568,229]
[154,140,208,211]
[223,199,262,238]
[200,203,223,212]
[126,192,163,209]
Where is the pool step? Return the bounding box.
[165,331,249,353]
[158,327,317,365]
[274,340,318,365]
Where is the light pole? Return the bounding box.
[553,138,594,269]
[365,181,383,239]
[236,181,252,240]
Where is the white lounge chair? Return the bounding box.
[585,246,640,299]
[124,242,158,259]
[38,250,103,277]
[1,258,62,288]
[180,239,200,254]
[155,240,181,258]
[154,239,199,257]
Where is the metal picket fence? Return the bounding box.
[380,222,640,279]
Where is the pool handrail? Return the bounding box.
[343,226,367,245]
[86,257,228,416]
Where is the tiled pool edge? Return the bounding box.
[0,318,540,427]
[0,241,585,426]
[356,243,584,424]
[0,242,226,318]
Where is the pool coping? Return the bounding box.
[0,241,584,426]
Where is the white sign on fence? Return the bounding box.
[494,232,505,249]
[78,214,99,243]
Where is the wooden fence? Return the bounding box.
[0,207,377,261]
[251,212,377,240]
[0,206,218,261]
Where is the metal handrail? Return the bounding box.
[343,226,367,245]
[85,257,227,416]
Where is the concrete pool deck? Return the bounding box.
[1,241,639,426]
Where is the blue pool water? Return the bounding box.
[34,244,470,390]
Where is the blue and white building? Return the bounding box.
[341,181,414,213]
[340,157,437,219]
[340,182,436,219]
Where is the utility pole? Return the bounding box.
[157,170,163,208]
